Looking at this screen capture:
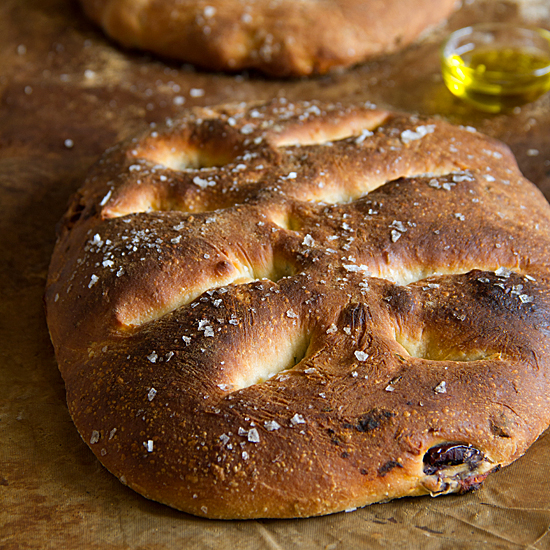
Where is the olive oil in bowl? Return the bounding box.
[441,24,550,113]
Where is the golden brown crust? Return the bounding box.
[46,99,550,518]
[77,0,458,76]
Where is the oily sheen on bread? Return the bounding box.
[46,99,550,519]
[77,0,458,76]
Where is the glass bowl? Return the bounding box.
[441,23,550,113]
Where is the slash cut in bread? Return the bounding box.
[77,0,458,76]
[46,99,550,519]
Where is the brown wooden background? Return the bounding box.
[2,1,550,548]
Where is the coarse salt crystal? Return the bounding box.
[290,413,305,425]
[401,125,435,144]
[390,220,407,232]
[495,267,512,278]
[354,351,369,362]
[264,420,281,431]
[100,190,112,206]
[452,173,473,183]
[355,129,373,144]
[302,234,315,246]
[391,230,401,243]
[343,264,371,274]
[193,176,215,189]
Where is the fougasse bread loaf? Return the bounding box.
[77,0,458,76]
[45,99,550,519]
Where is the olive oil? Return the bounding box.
[442,47,550,112]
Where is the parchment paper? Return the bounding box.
[2,0,550,548]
